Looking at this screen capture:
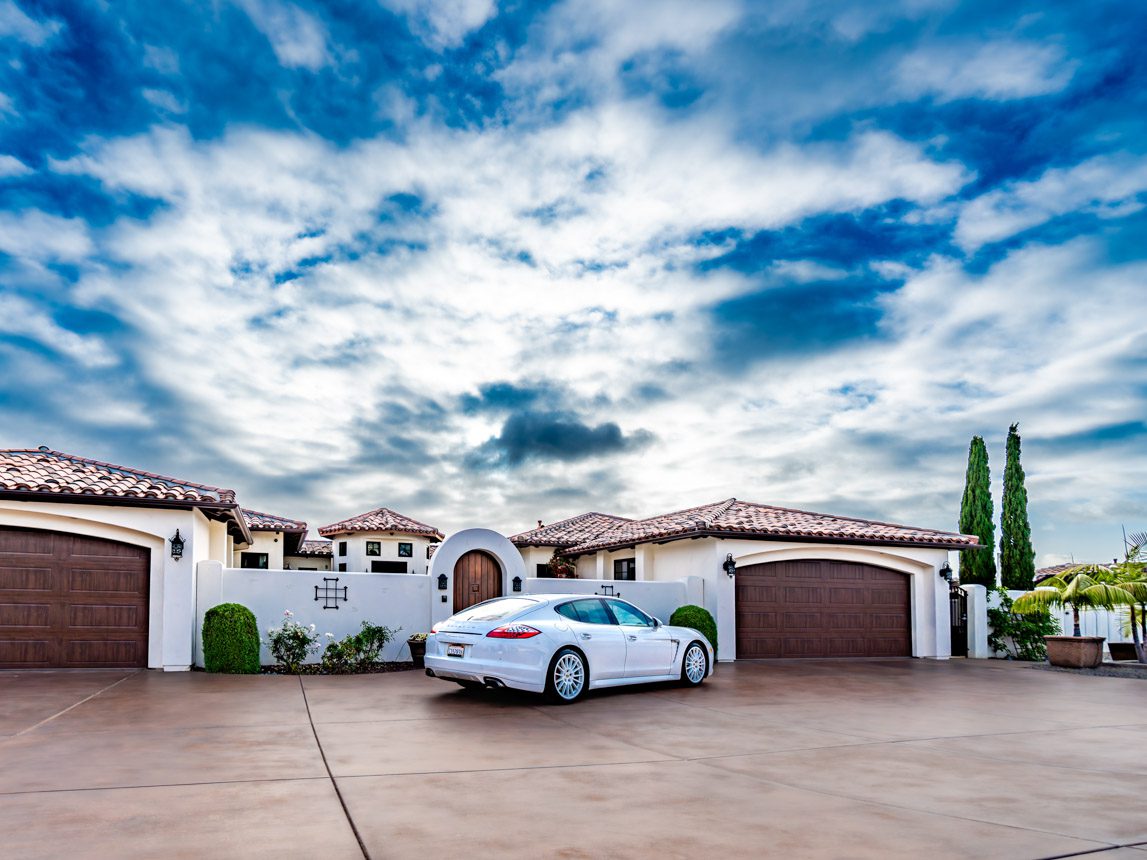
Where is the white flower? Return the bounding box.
[325,632,334,639]
[309,624,316,632]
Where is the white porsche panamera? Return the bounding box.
[424,594,714,703]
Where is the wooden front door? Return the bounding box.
[735,559,911,658]
[0,527,150,669]
[453,550,502,613]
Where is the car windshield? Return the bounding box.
[451,597,539,623]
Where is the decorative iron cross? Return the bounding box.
[314,577,348,609]
[598,584,617,597]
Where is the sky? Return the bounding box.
[1,0,1145,567]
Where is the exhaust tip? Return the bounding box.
[483,677,504,689]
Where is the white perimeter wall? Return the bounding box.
[195,561,432,666]
[982,589,1132,659]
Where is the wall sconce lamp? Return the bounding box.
[939,562,953,582]
[512,576,522,593]
[170,529,185,561]
[437,573,448,591]
[722,553,736,577]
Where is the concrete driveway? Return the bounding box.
[0,660,1144,860]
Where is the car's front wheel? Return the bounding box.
[544,648,588,704]
[680,641,708,687]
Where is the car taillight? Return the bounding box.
[430,624,440,634]
[487,624,541,639]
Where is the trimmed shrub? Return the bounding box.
[203,603,260,674]
[670,604,718,656]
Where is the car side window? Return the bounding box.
[555,602,579,622]
[608,600,654,627]
[570,599,615,625]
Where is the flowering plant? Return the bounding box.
[265,610,321,673]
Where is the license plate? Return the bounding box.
[446,643,465,658]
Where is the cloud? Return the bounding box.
[235,0,331,70]
[472,411,653,467]
[955,155,1147,250]
[0,0,61,46]
[897,39,1076,102]
[380,0,496,49]
[0,153,30,176]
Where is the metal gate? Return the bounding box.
[949,583,968,657]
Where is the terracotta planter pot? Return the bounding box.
[1044,636,1105,669]
[407,639,426,669]
[1107,642,1139,662]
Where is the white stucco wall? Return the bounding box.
[0,498,235,670]
[284,553,332,571]
[325,532,436,575]
[232,530,286,569]
[195,562,432,666]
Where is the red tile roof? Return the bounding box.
[0,447,251,542]
[294,539,333,557]
[242,508,306,532]
[1035,562,1111,582]
[510,512,634,547]
[533,498,978,554]
[318,507,443,540]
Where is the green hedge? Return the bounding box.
[670,604,718,656]
[203,603,260,674]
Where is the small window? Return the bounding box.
[536,563,552,578]
[337,563,347,572]
[371,561,408,573]
[366,541,381,556]
[338,541,348,556]
[613,558,636,581]
[398,542,413,558]
[240,552,269,570]
[453,597,539,622]
[555,602,579,621]
[569,599,614,625]
[608,599,655,627]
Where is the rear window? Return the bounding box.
[452,597,539,622]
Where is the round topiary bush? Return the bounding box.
[203,603,260,674]
[670,604,718,656]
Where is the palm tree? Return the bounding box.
[1114,532,1147,662]
[1013,567,1137,637]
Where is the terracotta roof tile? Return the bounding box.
[318,507,443,540]
[242,508,306,532]
[510,512,634,548]
[0,447,237,504]
[295,539,333,557]
[1035,562,1111,582]
[555,498,978,554]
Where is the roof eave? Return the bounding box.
[564,528,978,556]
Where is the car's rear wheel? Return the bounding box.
[544,648,588,704]
[681,641,708,687]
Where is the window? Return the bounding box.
[559,599,614,625]
[338,541,348,556]
[398,542,413,557]
[337,563,347,572]
[613,558,636,581]
[366,541,381,556]
[371,561,408,573]
[240,552,269,570]
[453,597,539,622]
[607,599,655,627]
[536,563,552,578]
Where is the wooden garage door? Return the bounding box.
[736,559,910,658]
[0,527,150,669]
[453,550,502,613]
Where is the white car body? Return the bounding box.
[425,594,714,700]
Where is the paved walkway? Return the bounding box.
[0,659,1144,859]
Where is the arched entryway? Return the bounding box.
[453,550,503,612]
[736,558,911,658]
[0,526,150,668]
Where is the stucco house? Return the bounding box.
[0,447,250,670]
[286,539,333,571]
[318,507,444,575]
[509,499,977,660]
[234,509,307,570]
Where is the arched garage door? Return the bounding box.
[736,559,911,658]
[0,527,150,669]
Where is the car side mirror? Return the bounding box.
[651,618,661,628]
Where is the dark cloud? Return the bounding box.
[469,410,654,468]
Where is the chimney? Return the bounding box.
[537,520,544,529]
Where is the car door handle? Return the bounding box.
[627,635,637,641]
[580,633,592,640]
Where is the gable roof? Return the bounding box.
[510,512,634,548]
[318,507,443,540]
[0,447,251,542]
[242,508,306,533]
[1035,562,1114,582]
[294,539,333,557]
[547,498,978,554]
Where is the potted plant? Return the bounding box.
[407,632,427,668]
[1013,567,1137,668]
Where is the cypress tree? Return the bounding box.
[1000,422,1036,589]
[958,436,997,586]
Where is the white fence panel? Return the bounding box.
[195,561,431,666]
